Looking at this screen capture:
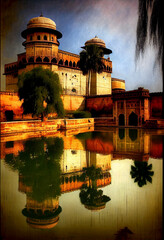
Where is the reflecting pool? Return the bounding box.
[0,128,163,240]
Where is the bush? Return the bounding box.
[73,111,91,118]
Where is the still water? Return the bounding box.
[1,128,163,240]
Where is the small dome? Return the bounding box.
[85,36,106,48]
[21,15,62,39]
[27,16,56,30]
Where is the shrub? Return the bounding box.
[73,111,91,118]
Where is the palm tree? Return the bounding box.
[130,161,154,187]
[136,0,163,117]
[79,44,105,96]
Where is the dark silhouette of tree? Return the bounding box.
[5,137,64,201]
[18,66,65,120]
[130,161,154,187]
[79,45,105,95]
[136,0,163,116]
[114,227,133,240]
[79,165,110,209]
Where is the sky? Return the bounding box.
[0,0,162,92]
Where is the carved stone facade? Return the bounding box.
[112,87,150,127]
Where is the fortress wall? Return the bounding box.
[0,92,85,122]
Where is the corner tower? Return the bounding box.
[82,36,112,96]
[21,14,62,71]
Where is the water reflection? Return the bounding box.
[130,161,154,187]
[1,127,163,239]
[115,227,133,240]
[5,137,63,229]
[79,166,110,210]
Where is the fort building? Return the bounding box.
[4,15,118,96]
[1,15,163,127]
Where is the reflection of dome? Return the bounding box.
[85,36,106,48]
[27,16,56,30]
[84,204,106,211]
[22,205,62,229]
[27,216,59,229]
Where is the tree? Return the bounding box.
[136,0,163,116]
[79,44,105,95]
[18,66,65,120]
[5,137,64,202]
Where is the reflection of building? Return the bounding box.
[19,176,62,229]
[112,128,150,161]
[1,128,163,162]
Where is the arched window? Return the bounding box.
[37,35,41,40]
[69,61,72,67]
[36,57,42,63]
[43,57,49,62]
[30,35,33,41]
[73,62,76,67]
[65,60,68,66]
[22,58,27,63]
[28,57,34,63]
[58,59,63,65]
[119,114,125,126]
[77,61,80,68]
[104,65,106,70]
[129,112,138,126]
[51,58,57,64]
[52,37,54,41]
[19,61,23,68]
[44,35,47,40]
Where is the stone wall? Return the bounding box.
[150,93,162,118]
[0,118,94,135]
[0,91,85,122]
[86,95,113,116]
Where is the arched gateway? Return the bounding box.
[129,112,138,126]
[119,114,125,126]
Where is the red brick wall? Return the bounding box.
[86,96,113,116]
[150,94,162,118]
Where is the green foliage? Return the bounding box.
[82,165,103,182]
[18,66,65,118]
[79,44,105,75]
[73,110,91,118]
[5,137,64,202]
[79,165,111,208]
